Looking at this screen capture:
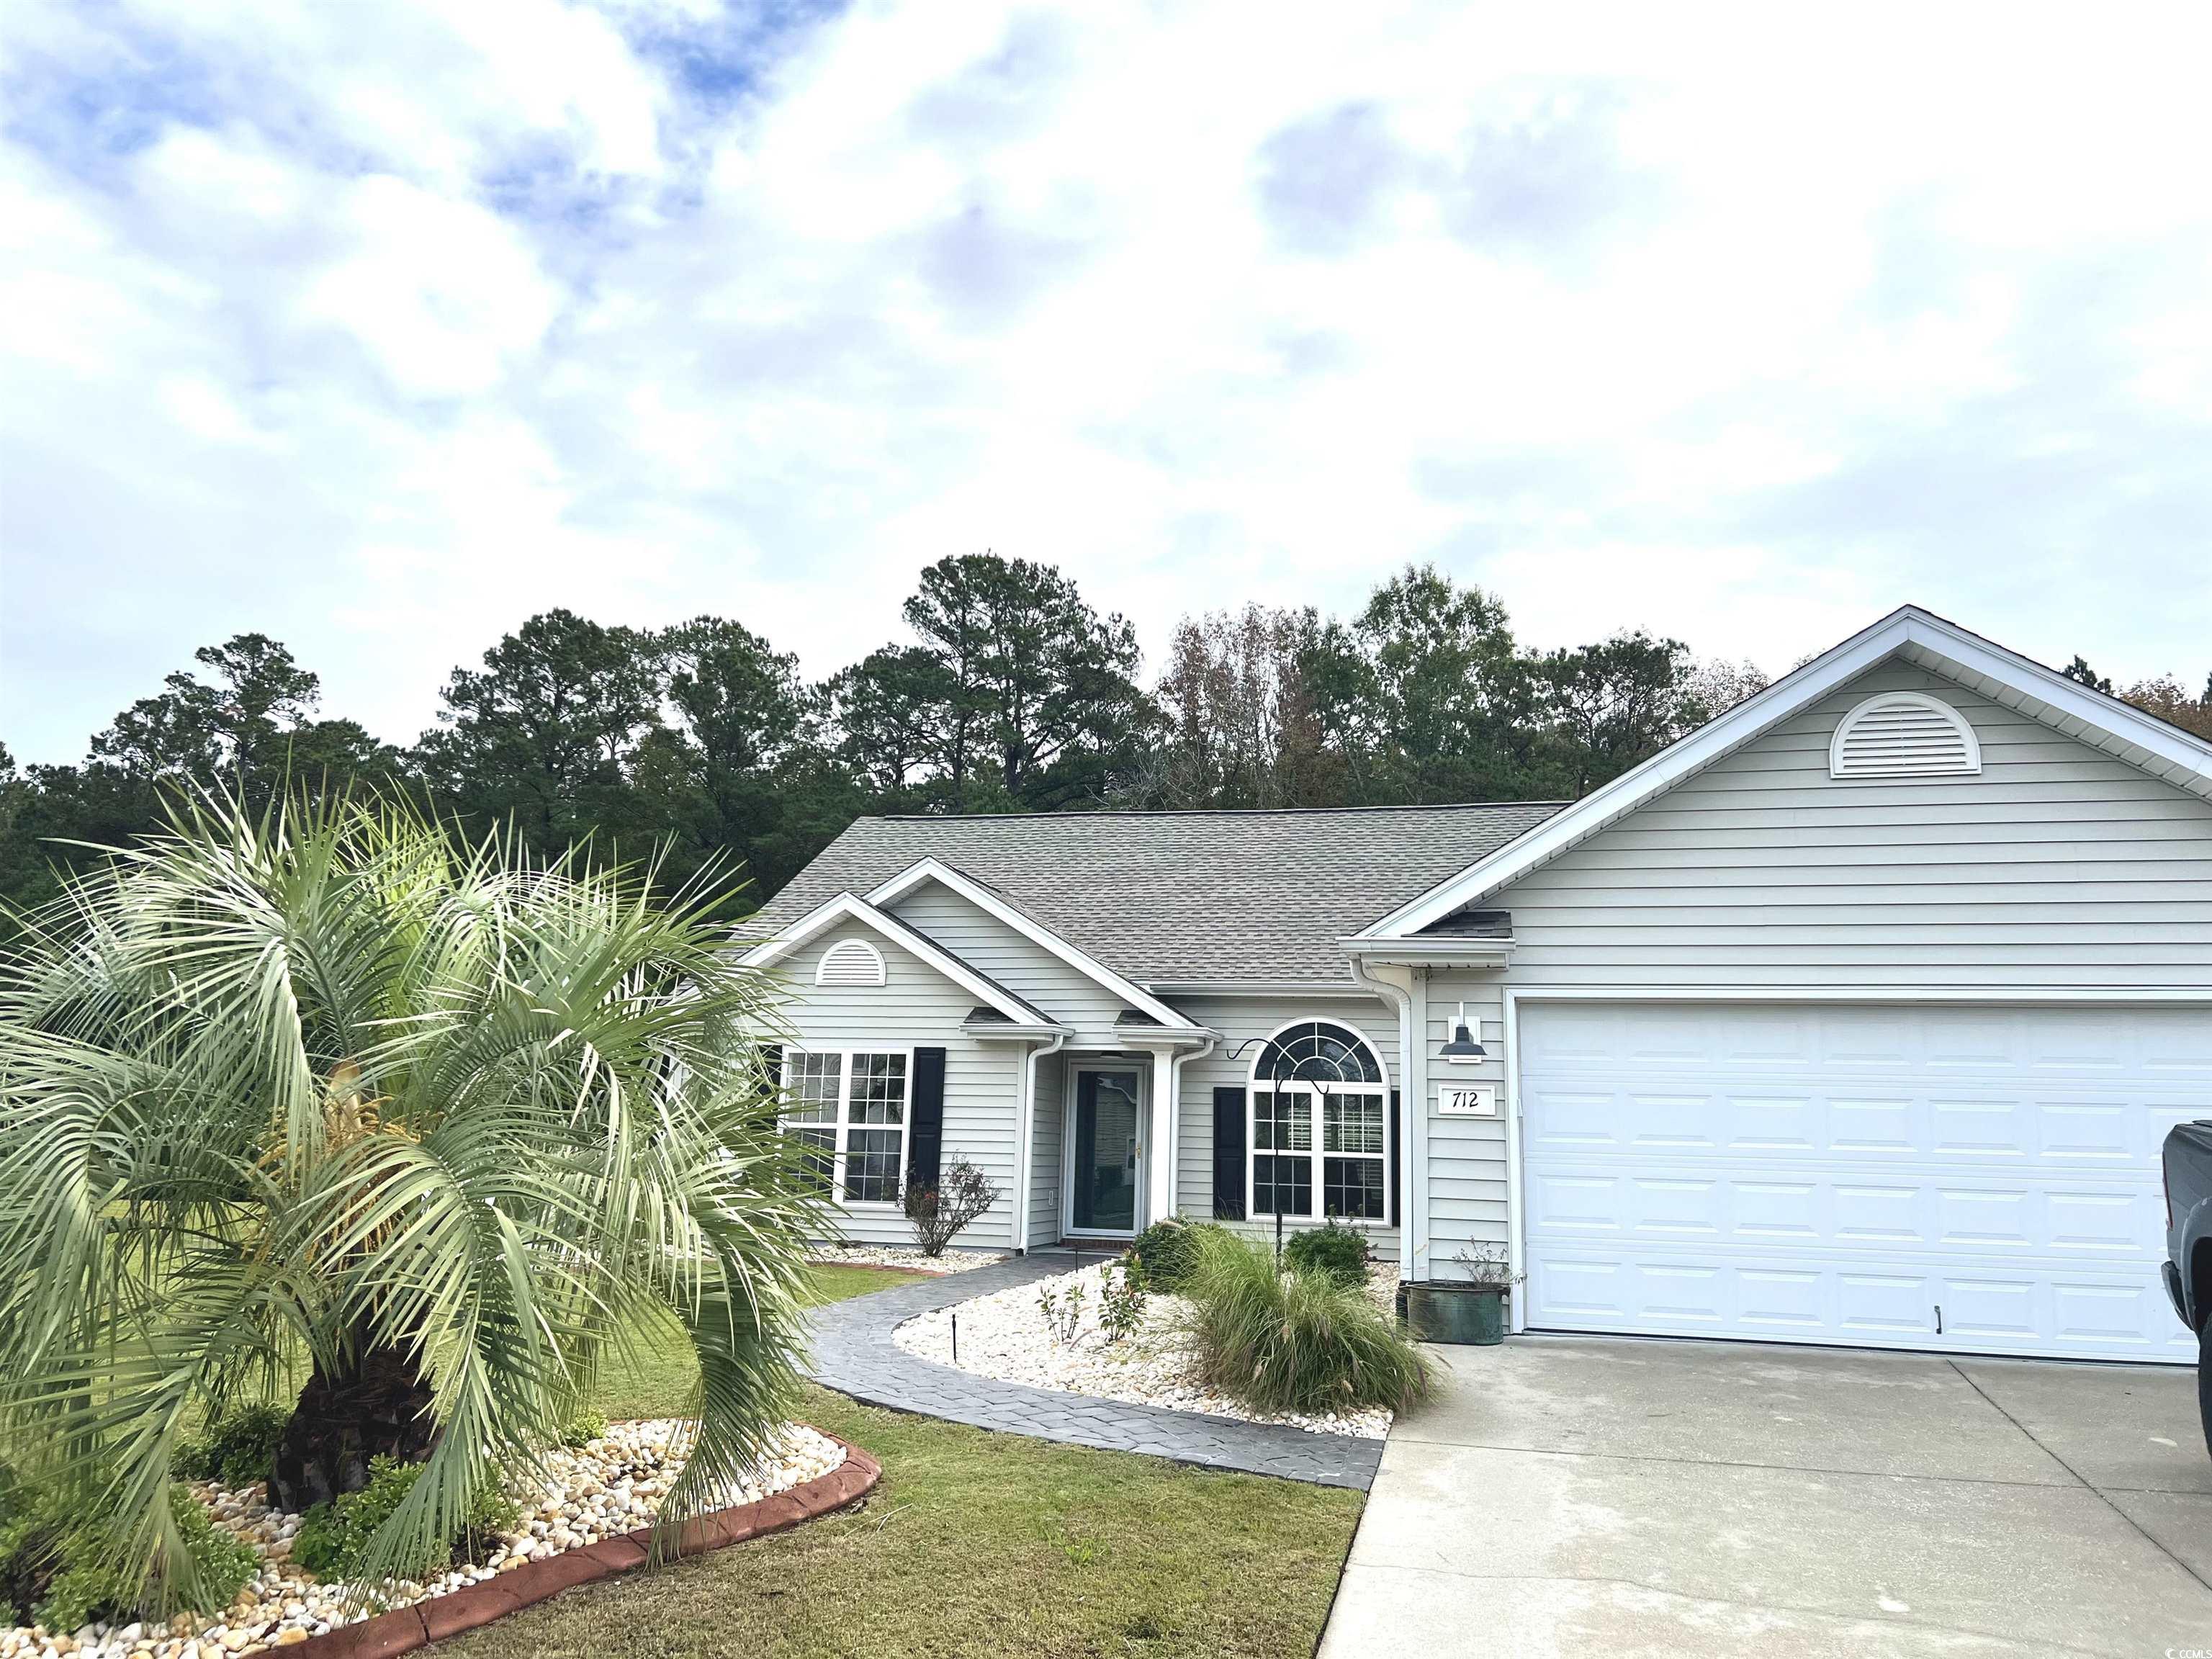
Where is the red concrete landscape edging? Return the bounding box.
[294,1431,881,1659]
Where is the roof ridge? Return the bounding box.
[871,801,1568,823]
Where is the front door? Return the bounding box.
[1069,1067,1143,1236]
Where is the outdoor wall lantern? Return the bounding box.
[1439,1002,1486,1063]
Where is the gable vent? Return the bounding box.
[816,939,886,987]
[1829,691,1982,779]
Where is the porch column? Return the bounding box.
[1147,1045,1175,1229]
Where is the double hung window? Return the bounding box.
[783,1049,909,1203]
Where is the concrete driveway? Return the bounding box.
[1321,1336,2212,1658]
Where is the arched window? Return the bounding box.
[1249,1020,1389,1223]
[1829,691,1981,778]
[816,938,886,987]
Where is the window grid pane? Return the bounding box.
[843,1127,902,1203]
[1254,1092,1311,1153]
[1323,1092,1385,1156]
[786,1053,840,1123]
[1323,1156,1385,1220]
[1253,1154,1313,1218]
[791,1127,835,1195]
[850,1052,907,1124]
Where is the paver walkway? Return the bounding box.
[804,1252,1382,1490]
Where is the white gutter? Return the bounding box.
[1012,1028,1069,1254]
[1345,952,1419,1280]
[1339,936,1514,967]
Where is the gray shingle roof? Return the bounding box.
[739,804,1565,985]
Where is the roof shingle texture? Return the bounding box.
[739,804,1564,985]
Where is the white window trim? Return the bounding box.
[783,1045,913,1210]
[1246,1020,1391,1229]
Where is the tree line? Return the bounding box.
[6,556,2203,926]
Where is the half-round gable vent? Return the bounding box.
[816,939,886,987]
[1829,691,1982,779]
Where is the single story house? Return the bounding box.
[737,606,2212,1364]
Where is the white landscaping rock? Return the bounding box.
[809,1244,1009,1274]
[2,1423,845,1659]
[895,1262,1398,1440]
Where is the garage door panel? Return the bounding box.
[1534,1158,2156,1259]
[1528,1247,2195,1359]
[1838,1272,1929,1336]
[1735,1179,1820,1239]
[2037,1101,2137,1160]
[1519,1002,2201,1362]
[1526,1170,1619,1232]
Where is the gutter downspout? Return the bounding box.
[1347,950,1418,1281]
[1013,1029,1069,1254]
[1169,1031,1218,1224]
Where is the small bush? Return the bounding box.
[902,1158,1001,1256]
[1097,1260,1146,1343]
[1285,1219,1370,1289]
[176,1403,291,1489]
[1183,1232,1430,1417]
[1037,1280,1086,1345]
[293,1457,519,1583]
[559,1409,608,1449]
[1,1480,256,1629]
[1128,1218,1228,1292]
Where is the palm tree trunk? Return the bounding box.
[270,1337,439,1511]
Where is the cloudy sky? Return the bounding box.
[5,1,2211,764]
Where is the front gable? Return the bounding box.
[1362,606,2212,945]
[882,874,1153,1045]
[1491,653,2212,988]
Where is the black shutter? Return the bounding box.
[1212,1086,1247,1220]
[1388,1087,1401,1226]
[907,1046,947,1189]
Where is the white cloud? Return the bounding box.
[6,0,2212,763]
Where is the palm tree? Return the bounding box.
[0,791,819,1609]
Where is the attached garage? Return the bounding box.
[1355,607,2212,1364]
[1517,999,2208,1362]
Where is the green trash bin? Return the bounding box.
[1404,1283,1508,1345]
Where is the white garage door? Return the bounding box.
[1519,1002,2211,1362]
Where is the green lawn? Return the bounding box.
[452,1269,1365,1659]
[593,1264,930,1420]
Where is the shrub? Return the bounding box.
[293,1456,519,1583]
[1285,1219,1370,1289]
[559,1409,608,1449]
[1,1480,256,1629]
[1182,1232,1431,1417]
[902,1158,1001,1256]
[1128,1218,1228,1292]
[1037,1280,1086,1345]
[176,1403,291,1489]
[1097,1260,1146,1343]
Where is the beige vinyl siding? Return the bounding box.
[1028,1049,1066,1246]
[1419,969,1509,1277]
[772,918,1022,1249]
[887,880,1136,1040]
[1167,995,1402,1255]
[1494,660,2212,987]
